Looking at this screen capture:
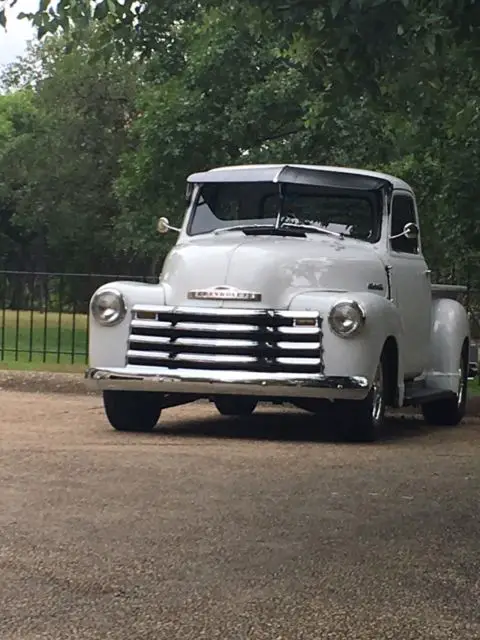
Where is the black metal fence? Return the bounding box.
[0,269,479,369]
[0,270,156,367]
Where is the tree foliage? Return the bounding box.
[0,1,478,284]
[0,37,142,274]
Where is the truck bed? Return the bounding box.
[431,283,467,300]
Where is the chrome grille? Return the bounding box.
[127,305,323,374]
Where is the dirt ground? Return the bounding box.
[1,375,479,639]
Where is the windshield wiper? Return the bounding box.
[214,224,271,235]
[281,222,344,239]
[214,224,306,238]
[213,222,343,239]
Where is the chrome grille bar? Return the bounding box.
[127,305,324,374]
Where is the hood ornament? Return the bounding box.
[188,285,262,302]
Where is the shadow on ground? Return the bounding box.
[151,405,456,445]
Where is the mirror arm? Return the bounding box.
[389,231,406,240]
[157,216,181,234]
[388,223,419,241]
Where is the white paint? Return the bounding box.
[87,165,470,405]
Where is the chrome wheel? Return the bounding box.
[371,363,384,425]
[337,354,387,443]
[457,360,466,408]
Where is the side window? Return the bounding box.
[390,194,418,254]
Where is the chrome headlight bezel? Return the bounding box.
[328,300,366,338]
[90,288,127,327]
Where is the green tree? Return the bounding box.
[1,0,479,282]
[0,89,40,271]
[1,37,142,274]
[112,2,480,277]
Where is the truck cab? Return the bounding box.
[86,164,470,441]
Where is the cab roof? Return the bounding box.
[187,164,413,192]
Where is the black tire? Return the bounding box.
[338,354,387,443]
[422,348,468,427]
[103,390,162,432]
[214,396,257,416]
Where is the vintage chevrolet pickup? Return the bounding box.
[85,164,470,441]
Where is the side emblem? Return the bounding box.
[368,282,384,291]
[187,285,262,302]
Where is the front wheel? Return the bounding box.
[422,348,468,426]
[214,396,258,416]
[337,355,387,443]
[103,390,162,432]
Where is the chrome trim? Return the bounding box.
[127,350,258,364]
[133,305,266,316]
[187,285,262,302]
[276,357,322,366]
[90,288,127,327]
[127,350,170,360]
[127,305,325,375]
[277,326,320,335]
[175,353,257,364]
[328,299,366,338]
[385,265,392,301]
[131,319,172,329]
[174,337,259,348]
[85,367,370,400]
[130,335,171,345]
[175,322,258,332]
[277,341,319,350]
[275,310,319,319]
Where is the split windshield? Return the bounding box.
[187,182,381,242]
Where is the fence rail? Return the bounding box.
[0,270,478,368]
[0,270,156,367]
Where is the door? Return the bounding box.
[387,191,432,378]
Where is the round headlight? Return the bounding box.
[90,288,126,326]
[328,300,365,337]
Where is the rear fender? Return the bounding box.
[426,298,470,392]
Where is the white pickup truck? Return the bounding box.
[85,164,470,441]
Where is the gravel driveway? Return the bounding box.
[1,385,479,639]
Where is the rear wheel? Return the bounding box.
[338,355,387,443]
[103,390,162,432]
[422,348,468,426]
[214,396,257,416]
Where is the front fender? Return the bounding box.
[289,291,404,392]
[88,281,166,368]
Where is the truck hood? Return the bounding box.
[160,233,388,308]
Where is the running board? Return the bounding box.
[403,383,456,406]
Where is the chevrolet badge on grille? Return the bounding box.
[187,285,262,301]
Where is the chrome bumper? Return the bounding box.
[85,366,370,400]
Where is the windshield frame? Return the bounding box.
[185,182,384,243]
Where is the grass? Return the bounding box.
[469,380,480,396]
[0,310,88,372]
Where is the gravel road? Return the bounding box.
[1,390,479,639]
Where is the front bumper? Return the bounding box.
[85,366,370,400]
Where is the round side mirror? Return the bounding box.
[157,216,170,234]
[403,222,419,240]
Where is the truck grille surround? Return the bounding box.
[127,305,324,375]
